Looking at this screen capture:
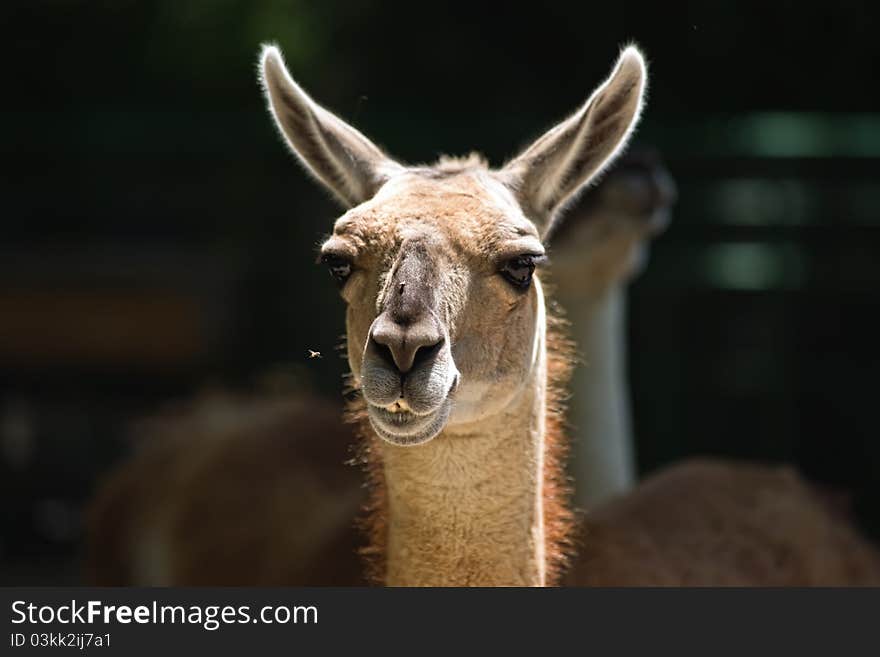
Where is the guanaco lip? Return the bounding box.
[367,396,454,447]
[369,405,432,432]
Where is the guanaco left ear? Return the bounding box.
[502,46,647,238]
[259,45,403,207]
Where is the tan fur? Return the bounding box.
[313,161,564,584]
[353,311,575,585]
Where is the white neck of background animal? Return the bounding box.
[561,283,634,508]
[379,281,548,586]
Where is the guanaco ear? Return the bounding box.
[501,46,647,238]
[259,45,403,207]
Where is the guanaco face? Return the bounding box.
[260,44,647,446]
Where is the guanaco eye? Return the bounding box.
[500,254,543,290]
[320,253,353,286]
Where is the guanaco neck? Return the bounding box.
[377,284,549,586]
[562,284,635,508]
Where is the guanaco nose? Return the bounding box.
[370,312,444,374]
[369,237,445,374]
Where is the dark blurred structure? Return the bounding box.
[2,1,878,583]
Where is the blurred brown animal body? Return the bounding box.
[567,460,880,585]
[86,393,366,586]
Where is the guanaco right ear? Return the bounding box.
[259,45,403,207]
[501,46,648,238]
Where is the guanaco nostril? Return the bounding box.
[373,341,398,371]
[411,338,444,369]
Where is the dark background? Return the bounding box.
[2,0,878,583]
